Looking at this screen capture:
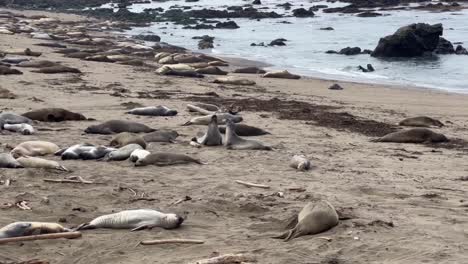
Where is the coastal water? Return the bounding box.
[118,0,468,93]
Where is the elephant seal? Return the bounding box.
[104,144,143,161]
[0,222,71,238]
[85,120,155,134]
[110,132,147,149]
[0,112,33,125]
[135,152,203,166]
[56,144,116,160]
[233,67,266,74]
[129,149,151,163]
[22,108,87,122]
[126,106,177,117]
[224,119,271,150]
[187,103,220,113]
[219,124,270,136]
[183,113,243,126]
[289,155,311,171]
[273,200,339,241]
[213,77,255,86]
[1,57,29,64]
[262,70,301,79]
[0,153,23,168]
[76,209,184,231]
[195,66,228,75]
[2,123,35,135]
[192,115,223,146]
[0,87,16,99]
[142,130,179,143]
[0,65,22,75]
[11,141,60,157]
[16,156,68,171]
[399,116,444,128]
[17,60,58,68]
[32,65,81,74]
[372,128,448,144]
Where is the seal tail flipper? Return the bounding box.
[131,225,150,232]
[272,230,292,240]
[181,121,192,126]
[57,165,69,172]
[284,227,301,242]
[74,223,93,231]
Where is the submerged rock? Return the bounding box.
[455,45,468,55]
[356,11,383,17]
[269,38,287,46]
[339,47,362,55]
[358,64,375,72]
[435,37,455,54]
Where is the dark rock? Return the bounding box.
[133,34,161,42]
[329,84,344,90]
[215,21,239,29]
[323,6,361,14]
[326,50,338,54]
[339,47,362,55]
[455,45,468,55]
[183,24,215,29]
[356,11,383,17]
[269,38,287,46]
[251,42,265,47]
[358,64,375,72]
[435,37,455,54]
[320,27,334,30]
[310,5,328,11]
[371,23,443,57]
[252,0,261,5]
[277,2,293,10]
[292,8,315,17]
[362,49,373,54]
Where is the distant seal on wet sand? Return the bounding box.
[192,115,223,146]
[224,119,271,150]
[76,209,184,231]
[104,144,143,161]
[399,116,444,128]
[129,149,151,163]
[11,141,60,157]
[195,66,228,75]
[219,124,270,136]
[16,155,68,171]
[273,200,339,241]
[110,132,147,148]
[0,153,23,168]
[142,130,179,143]
[262,70,301,79]
[22,108,87,122]
[289,155,311,171]
[55,144,116,160]
[32,65,81,74]
[213,76,255,86]
[183,113,243,126]
[126,106,177,116]
[0,222,71,238]
[135,152,203,166]
[17,60,58,68]
[372,128,448,144]
[2,123,35,135]
[233,67,266,74]
[0,112,33,125]
[85,120,155,134]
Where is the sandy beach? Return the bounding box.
[0,8,467,264]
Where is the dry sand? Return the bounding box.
[0,8,467,264]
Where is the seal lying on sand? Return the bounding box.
[0,222,71,238]
[213,76,256,86]
[129,149,151,163]
[289,155,311,171]
[32,65,81,74]
[2,123,35,135]
[17,60,58,68]
[0,153,23,168]
[192,115,223,146]
[273,200,339,241]
[262,70,301,79]
[85,120,155,134]
[219,124,270,136]
[135,152,203,166]
[372,128,448,144]
[76,209,184,231]
[104,144,143,161]
[196,66,228,75]
[183,113,242,126]
[16,156,68,171]
[399,116,444,128]
[187,103,220,113]
[126,106,177,116]
[143,130,179,143]
[110,132,147,148]
[22,108,87,122]
[56,144,116,160]
[0,66,22,75]
[233,67,266,74]
[0,112,33,124]
[11,141,60,157]
[224,119,271,150]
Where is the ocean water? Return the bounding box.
[117,0,468,93]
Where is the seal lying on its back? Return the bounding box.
[224,119,271,150]
[110,132,147,148]
[372,128,448,144]
[16,156,68,171]
[399,116,444,128]
[2,123,35,135]
[56,144,116,160]
[0,112,33,125]
[0,222,71,238]
[192,115,223,146]
[135,152,203,167]
[76,209,184,231]
[0,153,23,168]
[85,120,155,134]
[273,200,339,241]
[183,113,242,126]
[104,144,143,161]
[126,106,178,116]
[218,124,270,137]
[22,108,87,122]
[143,130,179,143]
[11,141,60,157]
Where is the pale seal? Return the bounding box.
[289,155,311,171]
[85,120,155,134]
[183,113,243,126]
[126,106,178,116]
[22,108,88,122]
[143,130,179,143]
[262,70,301,79]
[187,103,220,113]
[273,200,339,241]
[56,144,116,160]
[224,119,271,150]
[0,222,71,238]
[0,153,23,168]
[213,77,255,86]
[192,115,223,146]
[16,156,68,171]
[17,60,58,68]
[135,152,203,166]
[129,149,151,163]
[11,141,60,157]
[104,144,143,161]
[372,128,448,144]
[76,209,184,231]
[2,123,35,135]
[219,124,270,136]
[0,112,33,125]
[398,116,444,128]
[110,132,147,148]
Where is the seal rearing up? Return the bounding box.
[192,115,223,146]
[224,119,271,150]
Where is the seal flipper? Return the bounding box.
[75,223,94,231]
[131,224,161,232]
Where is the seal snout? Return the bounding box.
[176,216,185,226]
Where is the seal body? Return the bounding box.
[192,115,223,146]
[290,155,311,171]
[143,130,179,143]
[127,106,177,116]
[218,124,270,137]
[187,103,220,113]
[224,119,271,150]
[0,153,23,168]
[56,144,116,160]
[110,132,147,148]
[22,108,87,122]
[85,120,155,134]
[129,149,151,163]
[32,65,81,74]
[0,222,70,238]
[135,152,203,166]
[77,209,184,231]
[262,70,301,79]
[183,113,242,126]
[105,144,143,161]
[0,112,33,125]
[213,77,255,85]
[16,156,68,171]
[233,67,266,74]
[17,60,58,68]
[3,123,35,135]
[11,141,60,157]
[373,128,448,143]
[399,116,444,128]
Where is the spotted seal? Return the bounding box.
[104,144,143,161]
[2,123,35,135]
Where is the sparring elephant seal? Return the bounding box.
[372,128,448,144]
[0,153,23,168]
[11,141,60,157]
[76,209,184,231]
[290,155,311,171]
[126,106,178,116]
[224,119,271,150]
[135,152,203,167]
[192,115,223,146]
[104,144,143,161]
[273,200,339,241]
[85,120,155,134]
[129,149,151,163]
[0,222,71,238]
[183,113,243,126]
[22,108,87,122]
[0,112,33,125]
[16,156,68,171]
[110,132,147,148]
[2,123,35,135]
[218,124,270,137]
[398,116,444,128]
[143,130,179,143]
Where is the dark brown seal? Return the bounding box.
[22,108,87,122]
[85,120,155,134]
[372,128,448,143]
[399,116,444,128]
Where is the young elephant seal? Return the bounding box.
[290,155,311,171]
[126,105,178,116]
[398,116,444,128]
[16,156,68,171]
[76,209,184,231]
[85,120,155,134]
[104,144,143,161]
[0,112,33,124]
[22,108,87,122]
[11,141,60,157]
[372,128,448,144]
[273,200,339,241]
[218,124,270,137]
[2,123,35,135]
[129,149,151,163]
[192,115,223,146]
[213,76,255,86]
[183,113,243,126]
[224,119,271,150]
[143,130,179,143]
[110,132,147,148]
[0,153,23,168]
[135,152,203,167]
[0,222,71,238]
[56,144,116,160]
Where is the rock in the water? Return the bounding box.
[455,45,468,55]
[329,84,343,90]
[435,37,455,54]
[357,11,383,17]
[215,21,239,29]
[320,27,334,30]
[358,64,375,72]
[252,0,261,5]
[339,47,362,55]
[292,8,315,17]
[196,35,215,49]
[233,67,266,74]
[371,23,443,57]
[134,34,161,42]
[269,38,287,46]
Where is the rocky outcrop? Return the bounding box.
[455,45,468,55]
[292,8,315,17]
[356,11,383,17]
[435,37,454,54]
[215,21,239,29]
[269,38,287,46]
[371,23,443,57]
[133,34,161,42]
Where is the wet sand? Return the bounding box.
[1,8,468,264]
